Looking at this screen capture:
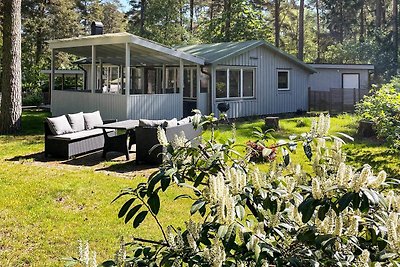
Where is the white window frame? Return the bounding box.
[215,67,256,100]
[277,69,290,91]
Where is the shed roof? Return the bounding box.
[47,32,205,66]
[309,63,375,70]
[177,40,316,73]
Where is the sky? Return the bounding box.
[119,0,130,12]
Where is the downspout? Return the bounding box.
[201,65,212,115]
[77,64,87,91]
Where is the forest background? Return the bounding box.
[0,0,399,99]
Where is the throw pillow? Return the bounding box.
[139,119,166,127]
[67,112,85,132]
[46,115,74,135]
[83,111,103,130]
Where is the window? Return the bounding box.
[215,68,255,99]
[277,70,289,90]
[216,70,228,98]
[183,69,198,98]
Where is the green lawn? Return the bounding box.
[0,111,399,266]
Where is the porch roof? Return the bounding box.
[47,32,205,66]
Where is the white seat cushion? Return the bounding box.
[46,115,74,135]
[48,128,114,141]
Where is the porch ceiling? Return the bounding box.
[48,32,205,66]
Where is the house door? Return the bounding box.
[342,74,360,89]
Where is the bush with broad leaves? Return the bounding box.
[356,77,400,148]
[68,112,400,267]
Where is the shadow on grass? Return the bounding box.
[7,150,157,176]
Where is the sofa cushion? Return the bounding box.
[165,118,178,128]
[67,112,85,132]
[177,117,191,125]
[83,111,103,130]
[139,119,166,127]
[47,128,114,141]
[46,115,74,135]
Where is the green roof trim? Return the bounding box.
[177,40,316,73]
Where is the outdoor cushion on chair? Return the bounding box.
[67,112,85,132]
[83,111,103,129]
[47,128,114,141]
[139,119,166,127]
[46,115,74,135]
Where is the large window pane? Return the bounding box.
[200,72,209,93]
[216,70,227,98]
[192,70,197,98]
[243,70,254,97]
[278,71,289,90]
[184,69,191,97]
[229,69,240,97]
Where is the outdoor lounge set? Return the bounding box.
[44,111,201,164]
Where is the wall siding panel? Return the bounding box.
[214,46,310,118]
[128,94,182,120]
[52,90,127,120]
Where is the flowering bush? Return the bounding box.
[71,112,400,266]
[356,77,400,148]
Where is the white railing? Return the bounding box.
[128,93,183,120]
[51,90,127,120]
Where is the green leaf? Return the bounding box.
[118,198,135,218]
[338,192,354,212]
[303,142,313,161]
[99,260,117,267]
[193,173,206,187]
[235,205,245,220]
[318,203,330,220]
[125,204,142,224]
[133,211,148,228]
[147,193,160,215]
[217,225,228,238]
[298,198,316,223]
[190,199,206,215]
[161,177,171,192]
[111,191,131,204]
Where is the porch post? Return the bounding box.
[50,49,55,112]
[125,43,131,119]
[91,45,96,93]
[162,64,166,93]
[196,64,201,112]
[179,59,184,118]
[211,65,216,114]
[125,43,131,96]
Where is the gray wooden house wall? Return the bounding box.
[309,68,370,91]
[212,46,310,118]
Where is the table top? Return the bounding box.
[95,120,139,130]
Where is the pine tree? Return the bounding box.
[0,0,22,134]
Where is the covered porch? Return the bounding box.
[47,33,207,120]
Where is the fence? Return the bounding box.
[308,87,369,113]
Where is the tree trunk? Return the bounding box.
[223,0,231,41]
[360,0,365,42]
[376,0,383,28]
[393,0,398,74]
[189,0,194,33]
[274,0,280,47]
[140,0,146,35]
[0,0,22,134]
[297,0,304,60]
[315,0,321,62]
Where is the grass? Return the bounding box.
[0,111,399,266]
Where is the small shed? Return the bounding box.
[308,64,374,112]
